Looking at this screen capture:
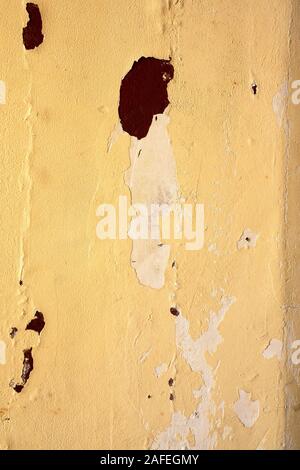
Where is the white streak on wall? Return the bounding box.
[125,113,179,289]
[0,80,6,104]
[152,295,236,449]
[139,348,152,363]
[233,390,260,428]
[0,340,6,365]
[263,339,282,360]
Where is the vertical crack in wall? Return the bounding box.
[19,0,34,296]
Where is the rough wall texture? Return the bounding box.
[0,0,299,450]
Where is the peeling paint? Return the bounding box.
[233,390,260,428]
[125,113,179,289]
[152,295,236,449]
[263,339,282,360]
[11,348,34,393]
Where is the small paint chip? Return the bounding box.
[170,307,180,317]
[23,3,44,50]
[168,378,174,387]
[263,339,282,360]
[169,393,174,401]
[237,229,259,250]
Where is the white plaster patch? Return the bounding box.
[0,340,6,365]
[237,228,259,250]
[262,339,282,360]
[152,294,236,449]
[125,113,179,289]
[155,363,168,378]
[0,80,6,104]
[233,390,260,428]
[272,82,288,129]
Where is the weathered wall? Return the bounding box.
[0,0,299,450]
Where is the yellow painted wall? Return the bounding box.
[0,0,299,450]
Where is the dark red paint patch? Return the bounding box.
[170,307,180,317]
[26,311,45,335]
[23,3,44,50]
[12,348,34,393]
[118,57,174,140]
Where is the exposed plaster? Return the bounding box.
[263,339,283,360]
[125,113,179,289]
[233,390,260,428]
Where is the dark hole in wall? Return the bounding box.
[251,82,258,95]
[118,56,174,140]
[23,3,44,50]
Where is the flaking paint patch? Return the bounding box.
[0,341,6,365]
[233,390,260,428]
[263,339,282,360]
[125,113,179,289]
[237,229,259,250]
[0,81,5,104]
[152,295,236,449]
